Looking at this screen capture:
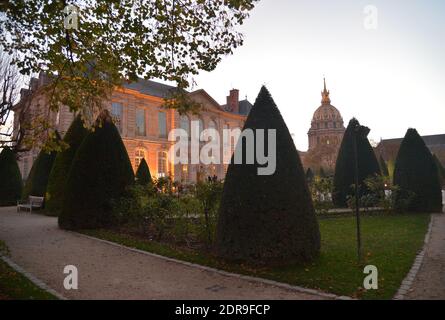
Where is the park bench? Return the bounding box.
[17,196,44,213]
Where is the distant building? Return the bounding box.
[12,73,252,183]
[299,78,345,174]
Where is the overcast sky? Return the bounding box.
[192,0,445,151]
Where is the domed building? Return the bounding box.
[300,79,345,175]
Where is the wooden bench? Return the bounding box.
[17,196,44,213]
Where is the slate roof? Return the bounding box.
[123,78,180,98]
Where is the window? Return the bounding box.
[158,112,167,137]
[111,102,123,132]
[180,115,190,136]
[158,151,167,177]
[136,109,146,136]
[333,122,337,128]
[208,120,216,130]
[55,111,60,126]
[135,149,145,170]
[23,157,29,179]
[181,165,188,183]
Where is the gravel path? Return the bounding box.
[406,213,445,300]
[0,207,326,300]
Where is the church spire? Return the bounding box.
[321,77,331,104]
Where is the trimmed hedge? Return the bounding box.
[135,158,152,185]
[46,115,88,215]
[59,110,134,230]
[379,154,389,177]
[22,143,58,200]
[393,128,442,212]
[215,86,320,265]
[306,167,314,183]
[433,154,445,187]
[0,147,23,206]
[332,118,381,207]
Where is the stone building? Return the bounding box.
[12,73,252,183]
[300,79,345,174]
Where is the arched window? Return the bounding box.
[157,151,167,177]
[135,149,146,170]
[180,115,190,136]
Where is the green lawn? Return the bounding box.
[82,213,430,299]
[0,240,57,300]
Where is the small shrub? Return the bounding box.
[0,147,23,206]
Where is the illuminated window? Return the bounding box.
[136,109,146,136]
[158,112,167,138]
[135,149,145,170]
[158,151,167,177]
[181,165,188,182]
[111,102,123,132]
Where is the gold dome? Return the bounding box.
[312,104,343,122]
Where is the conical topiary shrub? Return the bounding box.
[135,158,152,185]
[215,86,320,264]
[332,118,381,207]
[306,167,314,183]
[46,115,88,215]
[22,136,59,199]
[393,129,442,212]
[433,154,445,187]
[0,147,23,206]
[59,110,134,230]
[379,154,389,177]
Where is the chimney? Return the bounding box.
[226,89,239,113]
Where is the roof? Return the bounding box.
[238,99,253,115]
[312,104,343,122]
[220,98,253,116]
[123,78,180,98]
[379,134,445,147]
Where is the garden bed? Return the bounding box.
[81,212,430,299]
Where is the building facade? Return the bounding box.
[12,73,252,183]
[300,79,345,174]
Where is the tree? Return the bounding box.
[216,86,320,264]
[22,132,59,199]
[135,158,152,186]
[0,51,24,148]
[59,110,134,230]
[1,1,257,135]
[333,118,381,207]
[0,146,22,205]
[379,154,389,177]
[393,129,442,212]
[45,115,88,215]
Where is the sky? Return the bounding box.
[191,0,445,151]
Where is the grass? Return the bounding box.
[81,213,430,300]
[0,240,57,300]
